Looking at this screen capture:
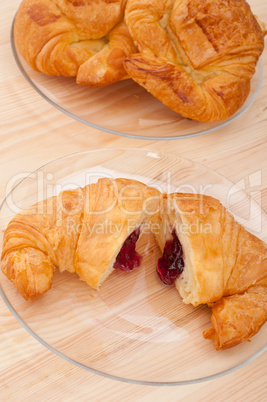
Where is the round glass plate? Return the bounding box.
[11,19,263,140]
[0,148,266,385]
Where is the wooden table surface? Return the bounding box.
[0,0,266,400]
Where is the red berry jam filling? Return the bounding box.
[157,229,184,285]
[113,228,142,271]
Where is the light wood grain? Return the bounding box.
[0,0,266,400]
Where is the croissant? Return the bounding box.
[2,183,267,349]
[203,283,267,350]
[153,193,267,306]
[14,0,137,86]
[124,0,266,122]
[1,178,160,300]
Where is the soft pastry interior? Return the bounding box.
[1,183,266,350]
[14,0,137,86]
[124,0,266,121]
[154,193,267,306]
[1,178,160,299]
[153,192,267,349]
[74,178,160,289]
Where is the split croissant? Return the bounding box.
[124,0,266,121]
[154,192,267,349]
[154,193,267,306]
[1,178,160,299]
[14,0,137,86]
[1,181,267,350]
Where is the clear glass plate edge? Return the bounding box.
[0,148,266,386]
[10,17,264,141]
[0,283,266,387]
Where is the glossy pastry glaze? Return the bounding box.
[124,0,266,121]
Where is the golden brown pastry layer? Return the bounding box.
[14,0,137,86]
[1,178,160,299]
[203,284,267,350]
[154,193,267,306]
[154,192,267,349]
[124,0,265,121]
[1,182,266,350]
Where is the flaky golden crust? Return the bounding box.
[14,0,137,86]
[155,193,267,305]
[1,178,160,299]
[124,0,265,122]
[203,285,267,350]
[154,192,267,348]
[76,21,138,86]
[74,178,160,288]
[2,184,266,349]
[1,188,84,299]
[2,248,55,301]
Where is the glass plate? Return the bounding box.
[0,148,266,385]
[11,19,263,140]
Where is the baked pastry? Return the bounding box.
[203,282,267,350]
[154,193,267,306]
[2,181,266,349]
[154,192,267,348]
[74,178,160,288]
[124,0,266,122]
[1,178,160,300]
[14,0,137,86]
